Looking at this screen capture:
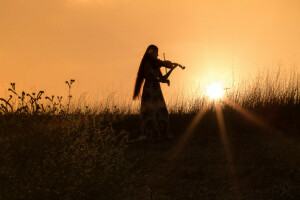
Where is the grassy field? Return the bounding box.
[0,71,300,199]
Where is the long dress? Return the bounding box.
[140,61,169,141]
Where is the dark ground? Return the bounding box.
[0,108,299,200]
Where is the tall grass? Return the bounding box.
[228,68,299,108]
[0,68,299,115]
[166,68,300,113]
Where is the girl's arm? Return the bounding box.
[144,62,168,84]
[157,68,170,84]
[163,66,177,80]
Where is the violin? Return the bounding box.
[163,53,186,70]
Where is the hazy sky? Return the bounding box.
[1,0,299,101]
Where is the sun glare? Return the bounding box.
[206,83,225,99]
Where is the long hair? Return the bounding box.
[133,44,158,100]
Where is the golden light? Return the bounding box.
[206,83,225,99]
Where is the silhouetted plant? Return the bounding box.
[45,95,64,114]
[66,79,75,113]
[0,80,76,115]
[26,91,44,114]
[0,95,13,114]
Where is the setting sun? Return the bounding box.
[206,83,225,99]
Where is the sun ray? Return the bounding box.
[215,103,231,155]
[168,103,208,160]
[225,98,300,149]
[215,102,241,199]
[152,103,209,187]
[225,99,272,132]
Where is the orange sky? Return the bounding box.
[1,0,299,102]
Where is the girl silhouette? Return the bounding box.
[133,44,178,141]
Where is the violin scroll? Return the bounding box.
[173,63,185,70]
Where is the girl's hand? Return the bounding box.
[165,79,170,86]
[160,77,170,85]
[162,79,170,86]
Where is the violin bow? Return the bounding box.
[163,53,167,74]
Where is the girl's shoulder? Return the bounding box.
[143,59,163,69]
[152,59,163,68]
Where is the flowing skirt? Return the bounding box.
[140,80,169,140]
